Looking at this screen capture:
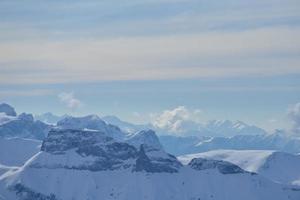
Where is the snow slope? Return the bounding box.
[0,164,18,176]
[0,138,41,166]
[2,165,299,200]
[179,149,300,186]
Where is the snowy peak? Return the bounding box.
[102,115,151,134]
[31,128,182,173]
[0,103,17,117]
[126,129,163,150]
[35,112,67,124]
[18,113,34,122]
[206,119,266,137]
[57,115,125,140]
[0,113,51,140]
[57,114,104,129]
[126,129,182,172]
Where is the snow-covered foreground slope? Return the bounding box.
[0,129,299,200]
[179,150,300,186]
[0,164,18,176]
[0,138,41,166]
[2,165,299,200]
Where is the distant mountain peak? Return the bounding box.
[205,119,266,137]
[18,113,34,121]
[0,103,17,116]
[126,129,163,150]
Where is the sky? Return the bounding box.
[0,0,300,132]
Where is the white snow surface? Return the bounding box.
[178,149,300,186]
[0,161,299,200]
[0,137,41,166]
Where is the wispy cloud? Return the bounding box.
[58,92,82,110]
[0,27,299,84]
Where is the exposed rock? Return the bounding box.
[189,158,246,174]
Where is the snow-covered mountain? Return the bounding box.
[194,132,300,153]
[0,128,299,200]
[0,103,17,117]
[179,149,300,186]
[126,129,163,150]
[0,112,51,140]
[102,115,150,134]
[161,131,300,156]
[35,113,68,125]
[57,115,126,140]
[82,115,300,155]
[205,120,267,137]
[101,115,267,137]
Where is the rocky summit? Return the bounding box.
[32,128,182,173]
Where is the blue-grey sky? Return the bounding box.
[0,0,300,132]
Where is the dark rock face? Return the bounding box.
[39,129,138,171]
[41,129,114,154]
[188,158,245,174]
[38,129,182,173]
[0,103,17,116]
[133,145,182,173]
[11,183,58,200]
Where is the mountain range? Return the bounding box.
[1,128,299,200]
[2,104,300,155]
[1,103,300,199]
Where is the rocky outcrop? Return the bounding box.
[189,158,246,174]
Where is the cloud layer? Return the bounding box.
[0,0,299,84]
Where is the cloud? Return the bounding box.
[0,27,300,84]
[58,92,82,110]
[288,102,300,134]
[152,106,202,135]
